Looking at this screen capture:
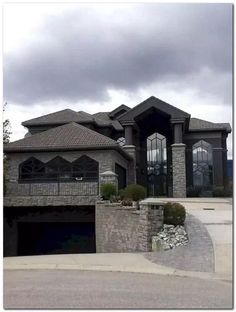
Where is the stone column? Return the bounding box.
[99,171,118,195]
[138,202,164,251]
[124,125,133,145]
[123,145,136,184]
[173,123,183,143]
[171,143,186,197]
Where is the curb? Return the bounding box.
[3,261,232,282]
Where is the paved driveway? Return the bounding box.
[144,197,233,278]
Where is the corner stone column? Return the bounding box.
[171,143,186,198]
[138,202,164,251]
[123,145,136,184]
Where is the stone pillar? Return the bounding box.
[138,202,164,251]
[173,123,183,143]
[99,171,118,195]
[124,125,133,145]
[171,143,186,197]
[123,145,136,184]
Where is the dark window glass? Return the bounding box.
[45,156,72,180]
[117,137,126,146]
[147,132,167,196]
[193,140,213,188]
[72,155,98,181]
[19,157,45,181]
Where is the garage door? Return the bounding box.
[18,222,96,256]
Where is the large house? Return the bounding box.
[4,96,231,256]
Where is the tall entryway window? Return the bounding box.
[192,140,213,189]
[147,132,167,196]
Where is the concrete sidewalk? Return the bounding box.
[3,252,229,281]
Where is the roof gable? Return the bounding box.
[109,104,130,119]
[118,96,190,123]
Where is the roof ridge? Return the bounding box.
[22,108,80,126]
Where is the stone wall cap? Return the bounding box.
[140,199,168,205]
[100,171,117,176]
[123,145,136,148]
[171,143,186,147]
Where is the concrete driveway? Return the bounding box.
[144,197,232,279]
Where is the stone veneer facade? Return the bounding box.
[96,201,164,252]
[4,149,129,206]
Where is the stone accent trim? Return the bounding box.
[4,195,98,207]
[171,143,186,197]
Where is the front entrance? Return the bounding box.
[147,132,167,196]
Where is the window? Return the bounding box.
[192,140,213,188]
[45,156,72,180]
[19,157,45,181]
[117,137,126,146]
[19,155,99,182]
[72,155,98,181]
[147,132,167,196]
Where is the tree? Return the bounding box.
[3,102,11,144]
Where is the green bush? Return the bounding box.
[123,184,146,201]
[100,183,117,200]
[164,202,186,226]
[118,189,125,200]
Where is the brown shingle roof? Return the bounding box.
[189,118,231,132]
[22,109,93,126]
[4,122,122,152]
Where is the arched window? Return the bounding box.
[117,137,126,146]
[192,140,213,188]
[19,157,45,181]
[45,156,71,180]
[72,155,98,181]
[147,132,167,196]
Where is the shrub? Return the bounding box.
[118,189,125,200]
[164,202,186,226]
[100,183,117,200]
[123,184,146,201]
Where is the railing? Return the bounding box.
[6,177,99,197]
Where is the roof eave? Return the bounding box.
[4,144,132,160]
[188,127,231,134]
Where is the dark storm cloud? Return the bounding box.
[4,3,232,105]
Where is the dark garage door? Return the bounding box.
[18,222,96,256]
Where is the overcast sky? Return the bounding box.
[3,3,232,157]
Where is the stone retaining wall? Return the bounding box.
[96,201,163,252]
